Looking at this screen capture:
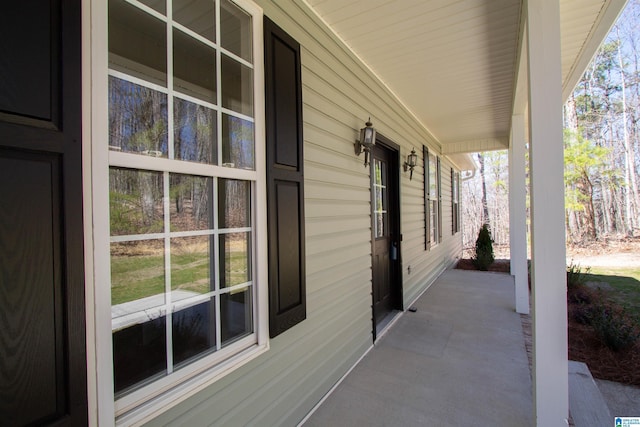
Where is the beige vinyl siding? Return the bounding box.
[401,157,462,307]
[144,0,462,425]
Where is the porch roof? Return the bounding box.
[305,0,627,155]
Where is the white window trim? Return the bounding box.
[85,0,268,425]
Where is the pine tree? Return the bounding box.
[473,224,495,271]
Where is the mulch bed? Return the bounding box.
[568,319,640,385]
[456,258,640,387]
[455,258,511,273]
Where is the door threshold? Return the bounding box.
[375,310,402,341]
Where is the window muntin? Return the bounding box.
[106,0,261,404]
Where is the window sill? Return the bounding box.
[115,341,269,426]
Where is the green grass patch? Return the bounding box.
[111,254,165,305]
[111,252,249,305]
[584,266,640,325]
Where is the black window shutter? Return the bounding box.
[264,17,306,338]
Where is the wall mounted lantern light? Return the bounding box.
[354,118,376,166]
[403,148,418,180]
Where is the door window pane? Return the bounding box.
[221,54,253,116]
[219,232,251,288]
[220,0,252,62]
[373,159,387,238]
[222,114,254,169]
[173,28,217,103]
[109,0,167,85]
[109,77,168,156]
[173,0,215,42]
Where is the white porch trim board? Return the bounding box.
[527,0,569,426]
[509,114,529,316]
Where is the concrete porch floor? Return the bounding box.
[303,269,533,426]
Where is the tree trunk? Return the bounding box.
[565,94,579,131]
[478,153,490,226]
[616,27,636,235]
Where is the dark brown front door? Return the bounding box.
[0,1,87,425]
[371,140,401,339]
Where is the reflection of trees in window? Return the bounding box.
[223,115,254,169]
[174,98,217,164]
[109,76,168,156]
[110,168,163,235]
[219,179,250,229]
[170,174,213,231]
[106,0,258,398]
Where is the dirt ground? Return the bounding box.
[567,237,640,268]
[464,237,640,269]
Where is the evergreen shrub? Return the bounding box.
[473,224,495,271]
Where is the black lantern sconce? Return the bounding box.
[403,148,418,180]
[354,118,376,166]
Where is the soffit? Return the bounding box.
[305,0,626,154]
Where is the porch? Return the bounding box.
[303,268,532,426]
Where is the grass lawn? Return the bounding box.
[584,266,640,325]
[111,252,249,306]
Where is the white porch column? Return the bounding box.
[526,0,569,426]
[509,114,529,315]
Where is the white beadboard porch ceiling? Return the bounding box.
[305,0,627,153]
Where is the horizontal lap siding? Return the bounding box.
[402,159,462,307]
[145,0,462,425]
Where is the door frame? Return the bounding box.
[370,133,403,341]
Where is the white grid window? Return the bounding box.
[101,0,266,417]
[452,170,460,234]
[428,152,440,247]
